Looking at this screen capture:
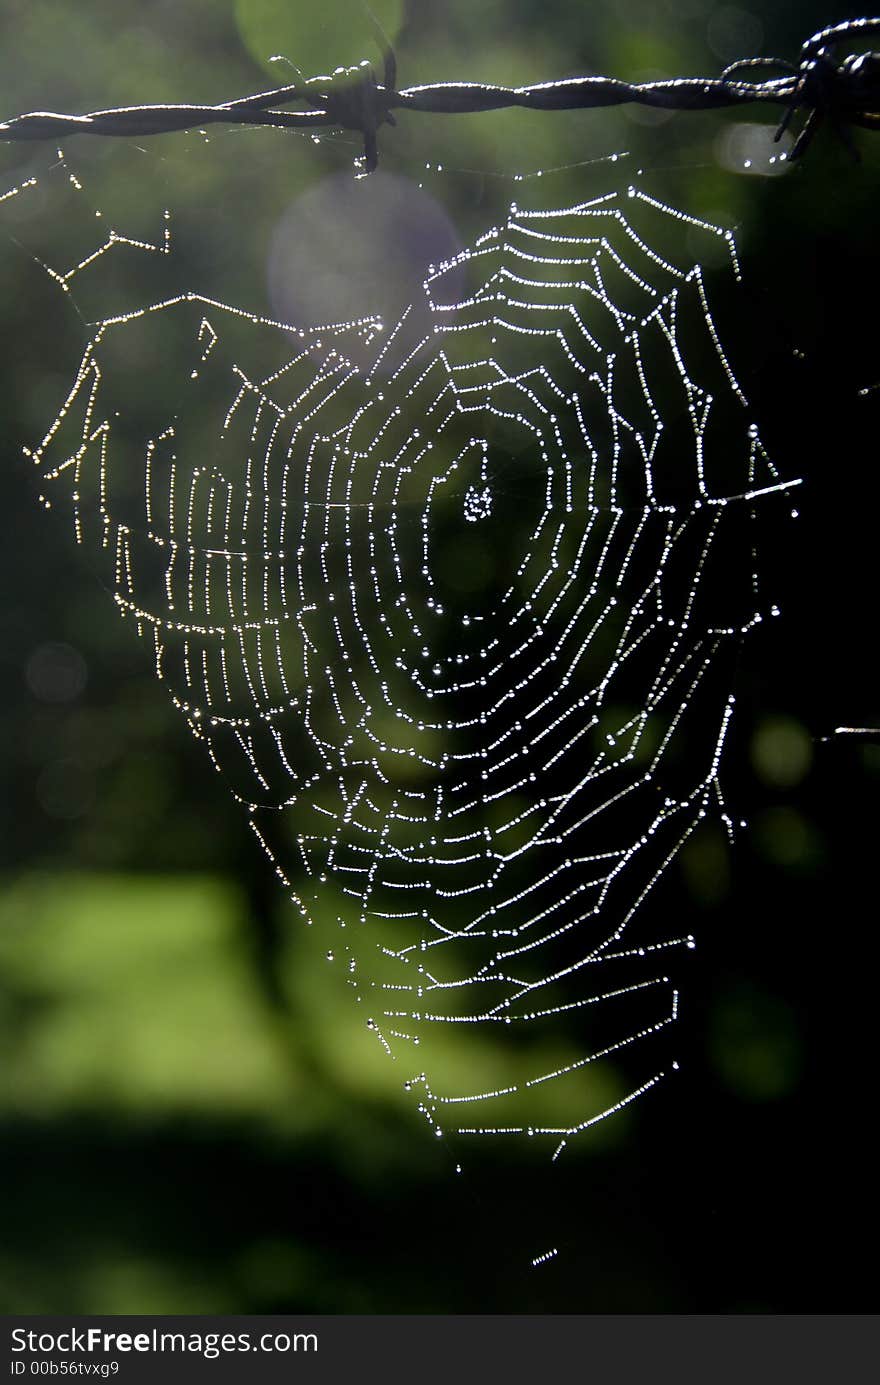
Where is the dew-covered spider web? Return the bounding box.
[4,142,800,1195]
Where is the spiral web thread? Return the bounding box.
[10,149,801,1178]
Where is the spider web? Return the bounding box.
[6,145,800,1187]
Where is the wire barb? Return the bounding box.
[1,16,879,171]
[750,17,880,158]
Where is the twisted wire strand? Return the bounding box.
[1,17,878,170]
[0,73,802,142]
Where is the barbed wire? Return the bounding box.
[2,16,879,173]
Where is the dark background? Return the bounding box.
[0,0,878,1312]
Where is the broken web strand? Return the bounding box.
[5,142,801,1268]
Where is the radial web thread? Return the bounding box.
[9,150,801,1163]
